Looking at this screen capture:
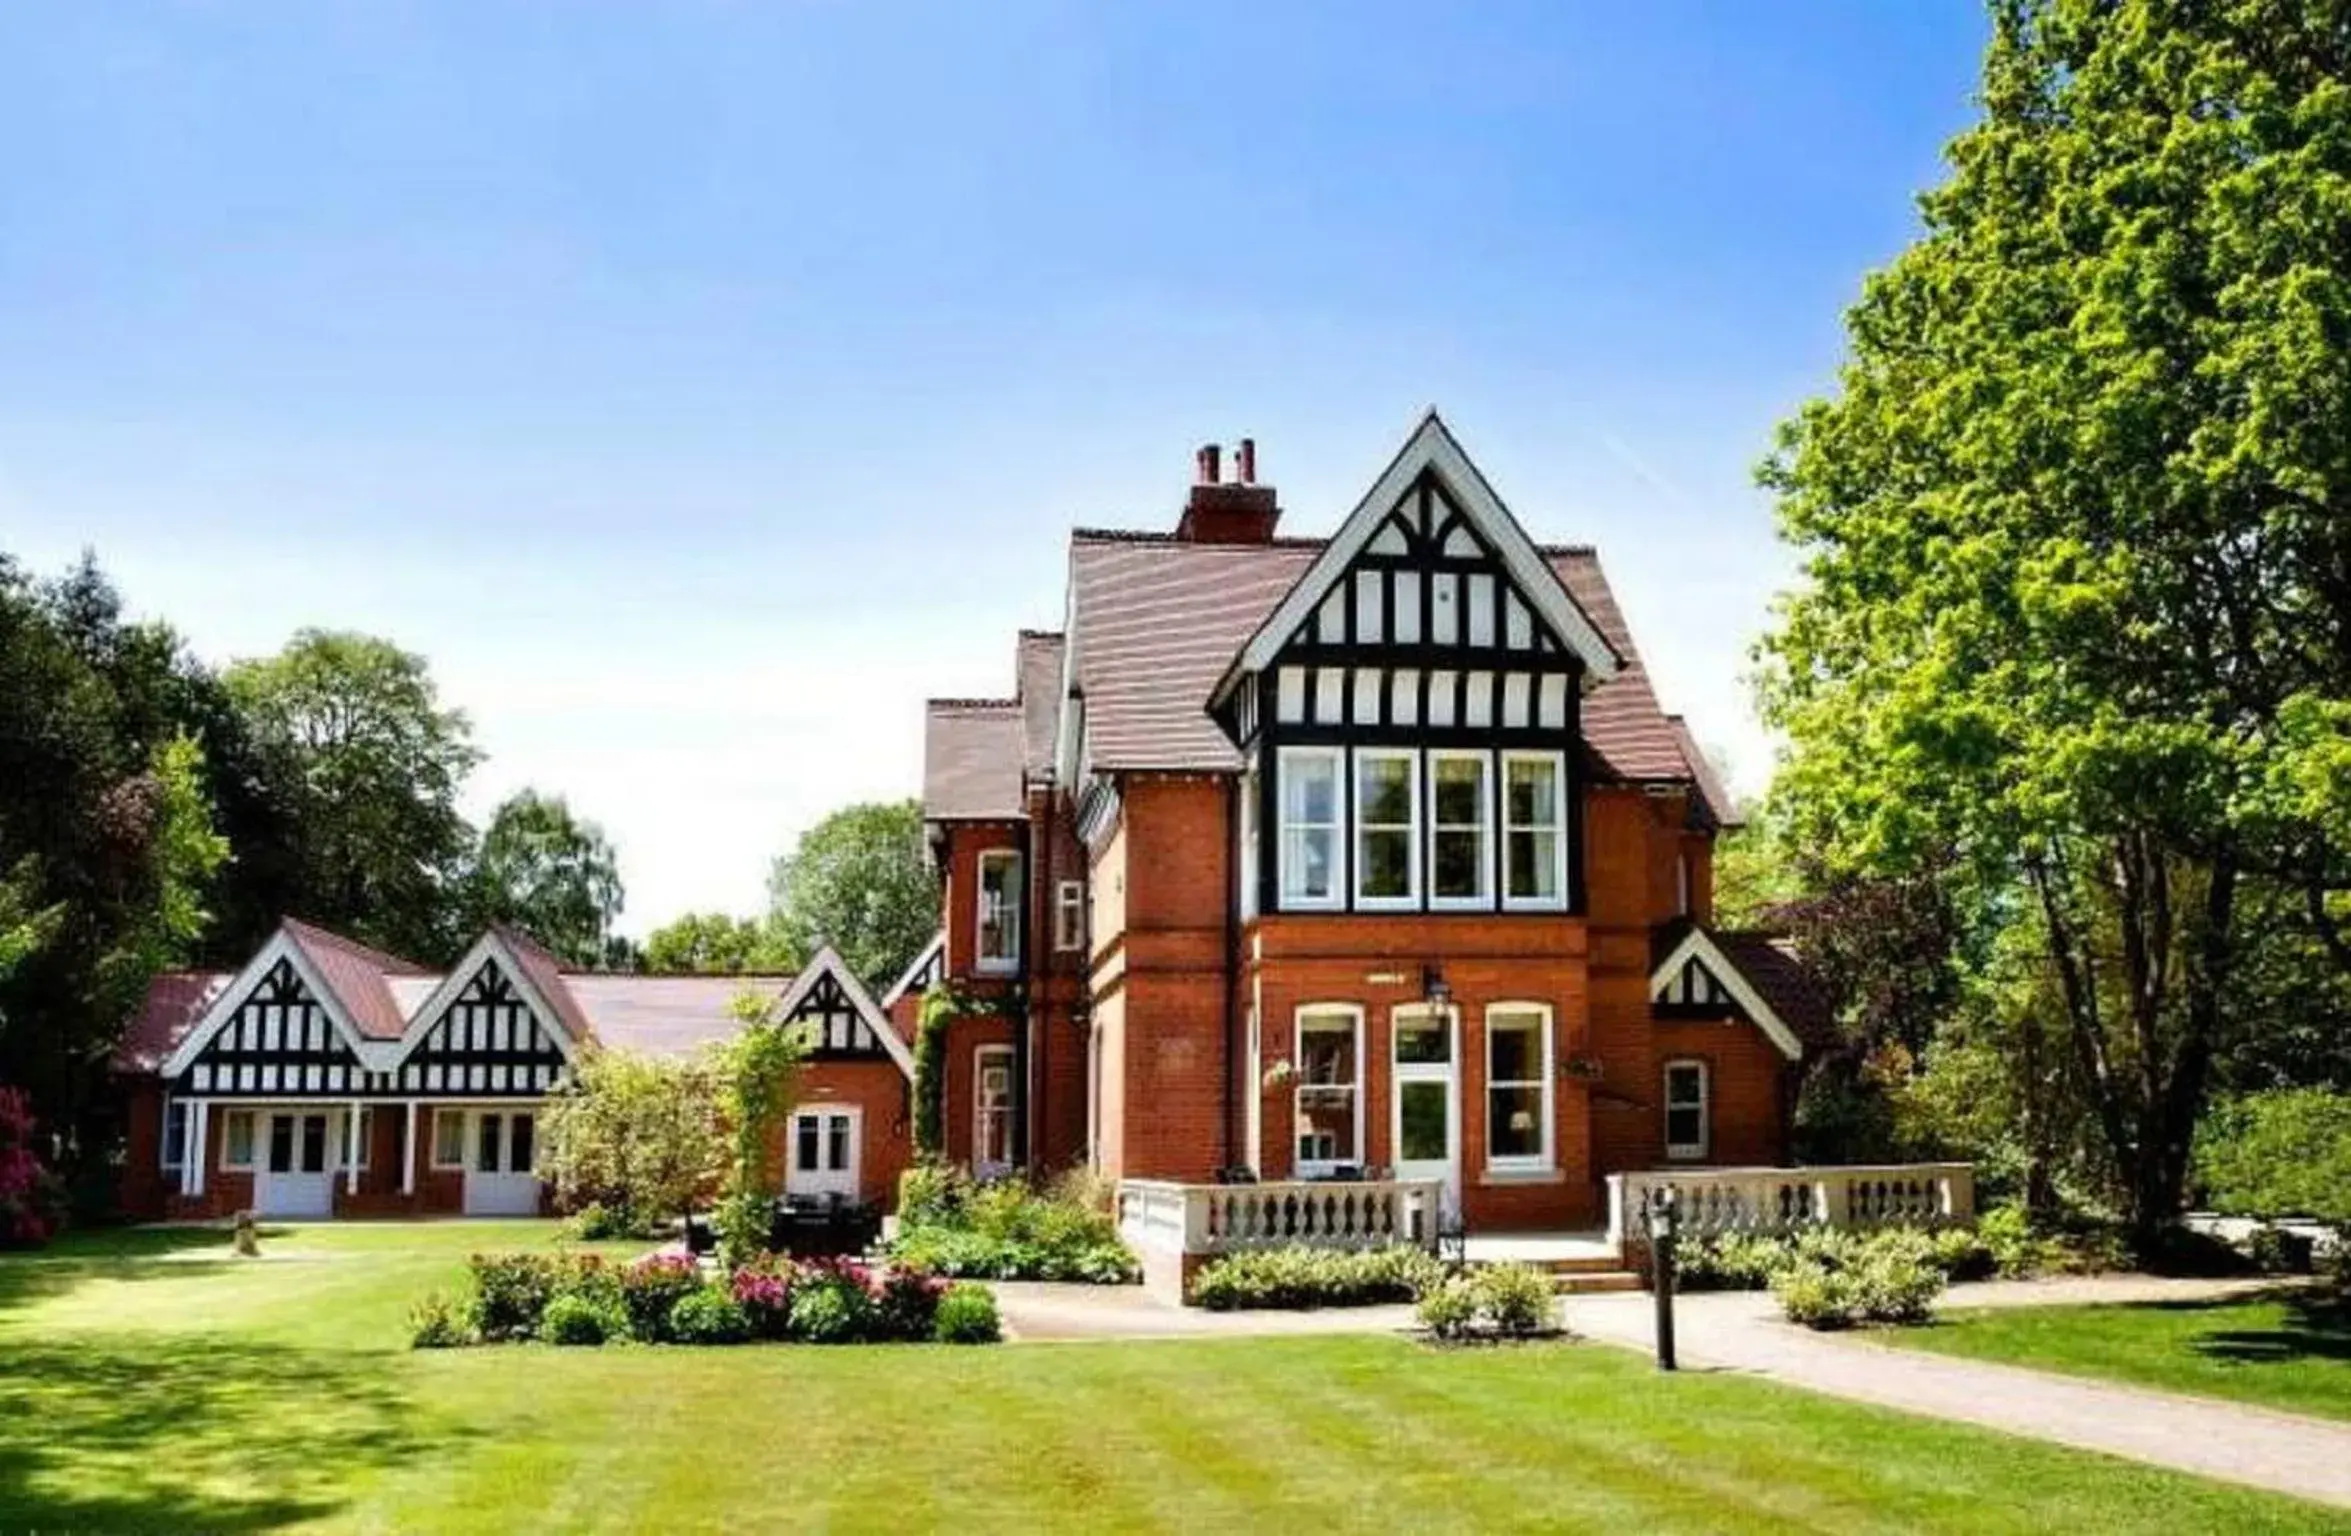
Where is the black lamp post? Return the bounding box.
[1648,1186,1679,1371]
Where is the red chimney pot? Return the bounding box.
[1237,437,1257,484]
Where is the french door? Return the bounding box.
[974,1046,1014,1177]
[787,1106,861,1202]
[256,1110,335,1217]
[462,1109,539,1215]
[1390,1008,1460,1213]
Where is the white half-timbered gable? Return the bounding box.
[1211,415,1620,917]
[392,958,572,1096]
[775,946,916,1078]
[172,956,392,1097]
[878,932,946,1011]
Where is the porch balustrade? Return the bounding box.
[1116,1178,1444,1259]
[1604,1163,1976,1248]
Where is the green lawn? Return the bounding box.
[1,1223,2342,1532]
[1884,1293,2351,1423]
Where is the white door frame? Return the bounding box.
[974,1044,1015,1177]
[1389,1005,1461,1212]
[461,1106,541,1216]
[256,1107,337,1218]
[786,1104,862,1203]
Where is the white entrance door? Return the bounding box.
[462,1109,540,1216]
[256,1110,335,1217]
[786,1106,861,1203]
[1390,1008,1460,1214]
[974,1046,1014,1178]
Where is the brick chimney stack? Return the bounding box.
[1175,437,1280,544]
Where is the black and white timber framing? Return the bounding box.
[393,958,570,1095]
[1221,465,1591,916]
[1652,952,1738,1017]
[786,967,895,1061]
[177,958,393,1097]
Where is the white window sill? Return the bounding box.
[1478,1165,1562,1186]
[974,959,1019,976]
[1500,898,1570,914]
[1352,896,1418,912]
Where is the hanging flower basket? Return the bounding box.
[1261,1057,1297,1091]
[1561,1054,1605,1084]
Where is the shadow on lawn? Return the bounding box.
[0,1333,442,1531]
[0,1226,290,1313]
[2174,1291,2351,1368]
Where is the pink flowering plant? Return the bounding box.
[0,1086,60,1249]
[619,1252,704,1341]
[729,1254,796,1340]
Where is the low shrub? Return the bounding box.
[2247,1223,2316,1276]
[789,1263,878,1344]
[1769,1228,1945,1330]
[1469,1263,1555,1337]
[1415,1277,1479,1340]
[889,1171,1139,1284]
[1189,1245,1445,1310]
[619,1253,705,1343]
[670,1285,753,1345]
[466,1253,566,1341]
[542,1291,628,1346]
[876,1266,948,1341]
[408,1290,473,1349]
[932,1282,1002,1344]
[560,1202,646,1242]
[1974,1204,2047,1279]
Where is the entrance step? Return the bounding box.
[1551,1269,1643,1295]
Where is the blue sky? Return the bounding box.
[0,2,1988,936]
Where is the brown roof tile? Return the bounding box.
[923,699,1026,820]
[1669,716,1744,829]
[492,924,597,1041]
[557,973,798,1060]
[114,970,230,1073]
[1017,630,1065,778]
[282,917,430,1040]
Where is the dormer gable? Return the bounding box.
[774,946,916,1079]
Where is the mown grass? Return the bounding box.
[1,1221,2341,1532]
[1885,1291,2351,1423]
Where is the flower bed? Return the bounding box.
[887,1164,1138,1284]
[410,1249,997,1348]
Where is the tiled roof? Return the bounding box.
[1651,920,1838,1053]
[922,699,1026,820]
[115,970,230,1073]
[1669,715,1744,828]
[555,973,800,1060]
[1068,533,1318,771]
[282,917,431,1040]
[1017,630,1065,778]
[1057,532,1694,782]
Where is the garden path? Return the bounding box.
[1560,1280,2351,1510]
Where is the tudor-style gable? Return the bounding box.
[173,955,391,1097]
[1209,415,1617,918]
[774,946,916,1078]
[393,957,573,1097]
[1648,924,1808,1061]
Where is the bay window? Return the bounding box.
[1485,1005,1552,1170]
[1664,1059,1709,1160]
[1353,749,1418,907]
[1430,751,1492,906]
[1294,1006,1363,1174]
[977,850,1022,972]
[1278,747,1343,908]
[1503,751,1568,908]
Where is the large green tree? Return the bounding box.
[765,799,934,989]
[467,790,625,968]
[641,911,786,975]
[1761,0,2351,1240]
[227,630,481,963]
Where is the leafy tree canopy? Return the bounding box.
[467,789,625,969]
[1759,0,2351,1237]
[227,629,482,963]
[766,799,935,989]
[641,911,787,975]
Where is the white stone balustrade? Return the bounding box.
[1117,1178,1444,1261]
[1605,1163,1976,1248]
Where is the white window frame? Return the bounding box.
[1428,749,1495,909]
[431,1107,468,1171]
[1277,746,1345,911]
[1352,747,1420,910]
[1239,764,1260,922]
[1501,750,1570,911]
[1053,879,1085,953]
[976,850,1022,975]
[1293,1004,1365,1178]
[1676,852,1691,917]
[161,1097,188,1172]
[1664,1058,1710,1161]
[220,1107,257,1171]
[351,1106,373,1171]
[1484,1004,1554,1172]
